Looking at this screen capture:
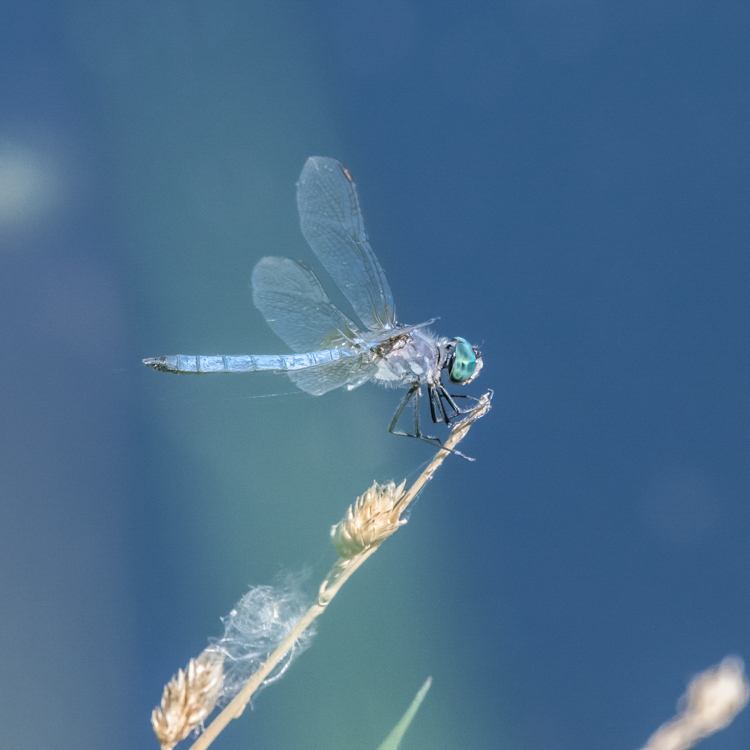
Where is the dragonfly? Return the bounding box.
[144,156,483,450]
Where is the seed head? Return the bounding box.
[332,480,407,558]
[641,656,749,750]
[151,649,225,750]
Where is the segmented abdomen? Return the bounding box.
[143,348,352,374]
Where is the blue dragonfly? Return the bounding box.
[144,157,483,449]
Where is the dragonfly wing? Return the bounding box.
[252,256,363,353]
[297,157,397,333]
[288,351,377,396]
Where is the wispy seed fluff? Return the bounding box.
[209,573,315,703]
[332,480,407,559]
[152,649,225,750]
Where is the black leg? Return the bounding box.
[427,385,438,423]
[457,393,483,408]
[441,387,488,424]
[433,384,450,424]
[390,384,440,442]
[413,384,421,435]
[389,384,418,436]
[410,386,440,442]
[428,384,443,424]
[437,384,460,421]
[441,387,460,415]
[389,384,443,444]
[388,383,474,460]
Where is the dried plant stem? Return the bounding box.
[396,392,491,513]
[188,547,378,750]
[187,392,492,750]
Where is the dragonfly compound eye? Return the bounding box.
[448,337,478,384]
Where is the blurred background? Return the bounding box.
[1,2,749,748]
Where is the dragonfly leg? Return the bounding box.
[441,385,489,424]
[389,384,439,442]
[414,384,423,434]
[430,383,450,424]
[427,383,443,424]
[437,384,466,425]
[440,387,460,416]
[389,384,418,436]
[389,383,475,461]
[450,394,481,406]
[415,387,444,439]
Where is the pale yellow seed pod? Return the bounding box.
[641,657,749,750]
[152,649,225,750]
[331,480,407,559]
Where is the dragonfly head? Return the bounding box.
[443,337,483,385]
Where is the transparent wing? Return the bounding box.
[297,156,397,333]
[288,351,378,396]
[252,256,363,353]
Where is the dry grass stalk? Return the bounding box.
[152,649,225,750]
[182,391,492,750]
[640,657,749,750]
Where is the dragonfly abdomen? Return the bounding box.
[143,348,353,374]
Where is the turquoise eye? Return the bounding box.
[448,337,477,384]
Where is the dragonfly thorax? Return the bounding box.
[372,328,442,388]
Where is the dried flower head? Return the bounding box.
[641,656,749,750]
[331,480,407,559]
[152,649,225,750]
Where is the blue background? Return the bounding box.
[1,2,749,749]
